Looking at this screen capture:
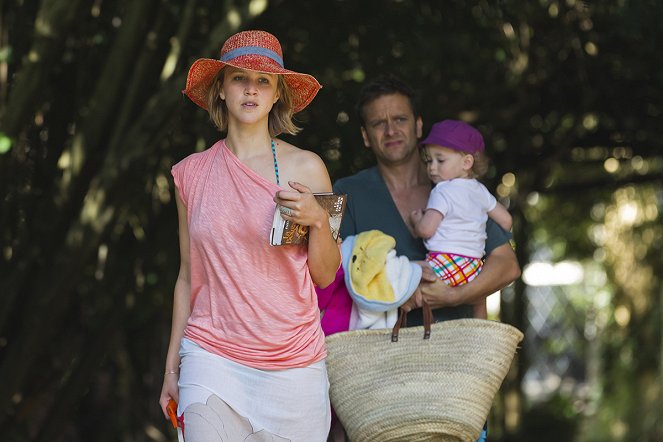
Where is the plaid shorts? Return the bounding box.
[425,252,483,286]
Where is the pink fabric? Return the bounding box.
[316,267,352,336]
[171,140,326,370]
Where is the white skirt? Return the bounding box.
[177,338,330,442]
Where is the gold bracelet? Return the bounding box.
[164,370,179,375]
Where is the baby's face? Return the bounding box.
[422,145,471,183]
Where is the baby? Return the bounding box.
[410,120,512,319]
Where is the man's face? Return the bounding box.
[360,93,423,166]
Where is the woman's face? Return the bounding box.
[219,67,280,126]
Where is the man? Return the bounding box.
[329,74,520,442]
[334,73,520,326]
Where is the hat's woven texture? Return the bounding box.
[325,318,523,442]
[184,30,321,113]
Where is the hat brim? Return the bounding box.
[183,56,321,113]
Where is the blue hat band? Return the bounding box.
[220,46,284,68]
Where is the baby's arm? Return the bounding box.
[488,202,512,232]
[410,209,444,239]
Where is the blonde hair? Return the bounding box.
[469,151,489,179]
[206,68,301,136]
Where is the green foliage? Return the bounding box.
[0,133,12,153]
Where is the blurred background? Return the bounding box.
[1,0,661,440]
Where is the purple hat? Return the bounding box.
[420,120,485,154]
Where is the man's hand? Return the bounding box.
[400,287,423,313]
[400,263,437,312]
[420,277,458,308]
[419,243,521,309]
[418,262,437,282]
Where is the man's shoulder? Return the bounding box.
[334,166,380,191]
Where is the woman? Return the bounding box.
[158,30,339,441]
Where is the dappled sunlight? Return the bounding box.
[2,245,11,260]
[78,185,115,236]
[57,134,86,199]
[584,41,598,56]
[496,18,529,77]
[154,173,171,204]
[616,201,638,225]
[249,0,268,16]
[603,157,619,173]
[160,38,180,81]
[502,172,516,187]
[498,172,517,198]
[95,244,108,280]
[582,113,598,130]
[226,8,241,29]
[600,186,661,316]
[129,215,146,241]
[613,305,630,327]
[35,16,54,39]
[523,261,584,286]
[527,191,540,206]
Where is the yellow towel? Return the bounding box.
[349,230,396,302]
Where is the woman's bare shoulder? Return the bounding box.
[276,140,325,167]
[275,139,330,191]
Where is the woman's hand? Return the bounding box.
[158,373,180,420]
[274,181,328,229]
[274,180,339,288]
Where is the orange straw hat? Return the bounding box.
[183,30,322,113]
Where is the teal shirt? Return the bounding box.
[334,166,512,324]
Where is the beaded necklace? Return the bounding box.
[270,139,280,185]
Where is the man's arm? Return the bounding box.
[418,242,520,308]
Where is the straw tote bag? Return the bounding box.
[325,304,524,442]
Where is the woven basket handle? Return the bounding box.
[391,302,433,342]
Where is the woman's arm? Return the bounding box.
[274,151,341,288]
[158,189,192,418]
[289,180,341,288]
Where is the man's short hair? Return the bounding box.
[355,74,420,127]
